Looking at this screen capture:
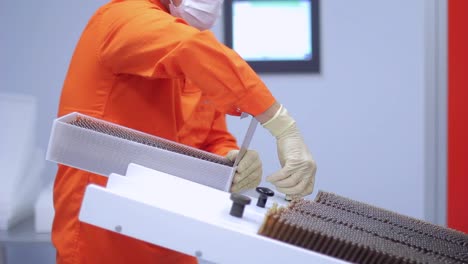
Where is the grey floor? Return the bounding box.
[1,244,214,264]
[2,243,55,264]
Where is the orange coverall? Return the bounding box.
[53,0,275,263]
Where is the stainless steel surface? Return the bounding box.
[233,117,258,167]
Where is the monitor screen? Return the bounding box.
[233,1,311,61]
[224,0,320,73]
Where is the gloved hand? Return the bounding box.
[262,105,316,198]
[226,149,262,193]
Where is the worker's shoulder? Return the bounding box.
[98,0,168,25]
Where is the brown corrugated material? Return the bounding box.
[258,191,468,264]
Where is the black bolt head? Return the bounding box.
[229,193,251,218]
[256,187,274,197]
[255,187,275,208]
[230,193,251,205]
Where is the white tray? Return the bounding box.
[46,112,236,191]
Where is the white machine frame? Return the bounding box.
[79,163,346,264]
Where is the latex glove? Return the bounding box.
[226,149,262,193]
[262,105,316,198]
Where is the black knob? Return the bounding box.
[256,187,275,208]
[230,193,251,218]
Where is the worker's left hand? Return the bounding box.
[226,149,262,193]
[261,105,316,199]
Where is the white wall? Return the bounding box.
[1,0,108,185]
[0,0,442,263]
[0,1,106,263]
[222,0,428,220]
[1,0,434,230]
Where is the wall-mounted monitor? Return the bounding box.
[224,0,320,73]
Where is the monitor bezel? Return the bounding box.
[223,0,321,73]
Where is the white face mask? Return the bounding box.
[169,0,223,30]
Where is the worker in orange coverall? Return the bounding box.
[53,0,317,263]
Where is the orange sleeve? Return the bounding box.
[98,5,275,116]
[201,111,239,156]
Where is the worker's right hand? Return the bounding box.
[261,105,316,199]
[226,149,262,193]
